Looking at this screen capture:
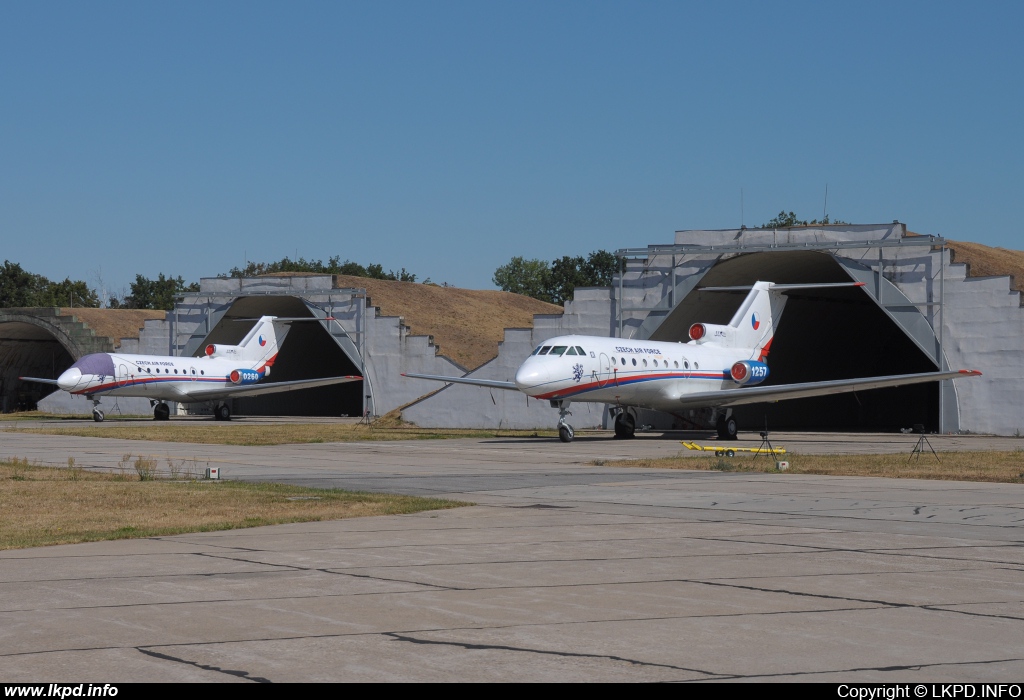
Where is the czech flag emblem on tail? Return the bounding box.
[259,335,267,347]
[751,312,760,330]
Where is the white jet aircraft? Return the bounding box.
[405,281,982,442]
[21,316,361,422]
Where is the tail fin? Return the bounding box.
[725,281,786,361]
[695,281,866,362]
[237,316,288,370]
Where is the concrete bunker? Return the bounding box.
[0,315,76,412]
[182,295,364,417]
[645,251,943,432]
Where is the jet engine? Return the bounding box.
[730,360,769,386]
[229,369,262,385]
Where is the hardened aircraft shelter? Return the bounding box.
[9,222,1022,435]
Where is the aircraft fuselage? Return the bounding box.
[513,334,752,411]
[55,351,272,403]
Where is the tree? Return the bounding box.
[492,257,552,302]
[112,274,199,310]
[223,256,416,282]
[0,261,100,308]
[493,250,620,304]
[761,211,850,228]
[38,278,100,308]
[0,261,38,307]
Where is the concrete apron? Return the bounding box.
[0,430,1022,682]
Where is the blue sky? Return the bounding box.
[2,1,1021,298]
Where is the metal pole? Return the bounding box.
[939,242,946,432]
[617,257,624,338]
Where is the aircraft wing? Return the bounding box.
[402,373,519,391]
[181,375,362,402]
[19,377,61,385]
[676,370,982,410]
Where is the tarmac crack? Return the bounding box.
[702,655,1024,682]
[382,632,721,677]
[136,647,271,683]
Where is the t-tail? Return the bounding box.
[689,281,866,362]
[201,316,292,372]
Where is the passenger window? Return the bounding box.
[694,362,699,370]
[653,360,658,367]
[566,347,578,356]
[632,358,637,366]
[643,359,648,367]
[550,346,568,356]
[621,357,626,365]
[173,369,178,374]
[200,371,204,375]
[538,346,552,355]
[674,361,679,368]
[684,361,689,369]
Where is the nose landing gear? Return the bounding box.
[553,401,574,443]
[88,396,104,422]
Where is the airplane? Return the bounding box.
[404,281,982,442]
[21,316,362,422]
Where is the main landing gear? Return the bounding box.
[716,411,738,441]
[552,400,574,443]
[153,402,170,421]
[613,409,636,439]
[214,403,231,421]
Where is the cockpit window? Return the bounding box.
[549,346,568,356]
[538,346,552,355]
[566,347,578,356]
[69,353,115,377]
[531,347,542,355]
[575,346,585,355]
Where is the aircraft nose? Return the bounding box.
[57,368,83,392]
[514,363,546,392]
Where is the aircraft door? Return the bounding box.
[597,353,611,387]
[117,364,130,388]
[189,366,198,382]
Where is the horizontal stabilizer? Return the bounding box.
[402,373,519,391]
[699,282,866,292]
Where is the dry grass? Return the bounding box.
[945,240,1024,295]
[10,422,558,445]
[609,450,1024,484]
[58,308,165,349]
[0,457,466,550]
[329,275,562,370]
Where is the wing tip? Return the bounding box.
[958,369,983,376]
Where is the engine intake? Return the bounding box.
[229,369,261,385]
[730,360,769,386]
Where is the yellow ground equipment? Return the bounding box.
[681,441,787,458]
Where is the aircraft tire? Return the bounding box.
[613,412,635,439]
[92,409,104,423]
[216,404,231,421]
[154,403,170,421]
[716,415,739,441]
[559,424,574,443]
